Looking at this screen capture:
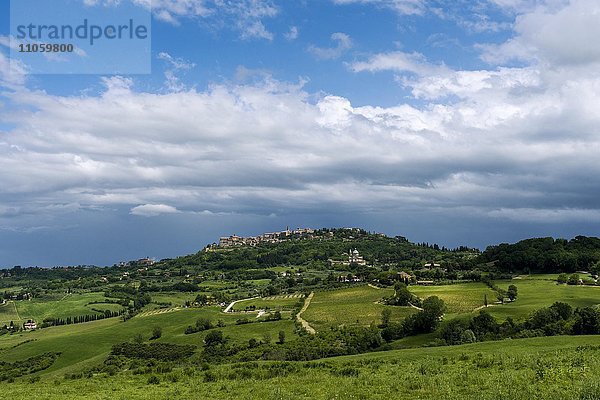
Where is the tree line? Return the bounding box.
[41,309,125,328]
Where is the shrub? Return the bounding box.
[150,326,162,340]
[460,329,476,344]
[568,273,580,285]
[203,371,217,382]
[111,342,196,361]
[204,330,225,347]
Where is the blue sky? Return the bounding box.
[1,0,600,267]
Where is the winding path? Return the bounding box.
[473,302,502,312]
[296,292,316,334]
[223,297,259,313]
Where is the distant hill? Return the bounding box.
[158,228,479,272]
[159,230,600,276]
[477,236,600,274]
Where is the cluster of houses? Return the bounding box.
[117,258,155,268]
[3,292,33,301]
[218,227,316,248]
[338,275,363,283]
[2,319,37,331]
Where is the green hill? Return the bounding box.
[1,229,600,398]
[478,236,600,273]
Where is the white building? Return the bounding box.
[349,249,367,266]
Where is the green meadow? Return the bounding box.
[3,335,600,399]
[1,272,599,398]
[233,293,304,311]
[0,292,124,326]
[149,292,200,307]
[0,306,296,379]
[486,276,600,320]
[409,282,497,315]
[0,301,20,326]
[302,285,415,331]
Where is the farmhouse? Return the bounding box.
[423,262,441,268]
[397,271,413,284]
[23,319,37,330]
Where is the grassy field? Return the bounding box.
[233,294,304,311]
[2,335,600,399]
[408,278,600,321]
[0,306,296,378]
[409,282,497,316]
[0,292,125,326]
[246,279,272,286]
[302,286,415,331]
[199,281,232,289]
[149,292,199,308]
[1,274,600,398]
[486,276,600,320]
[0,301,20,326]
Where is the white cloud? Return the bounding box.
[0,38,28,88]
[332,0,426,15]
[308,33,353,60]
[3,0,600,228]
[285,26,299,41]
[408,67,541,100]
[0,52,28,88]
[349,50,446,75]
[487,0,566,13]
[213,0,279,41]
[132,0,212,23]
[158,52,195,70]
[488,208,600,223]
[86,0,278,40]
[130,204,181,217]
[1,68,600,226]
[239,20,274,41]
[157,52,196,92]
[481,0,600,66]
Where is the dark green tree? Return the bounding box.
[507,285,518,301]
[151,326,162,340]
[550,302,572,320]
[572,307,600,335]
[381,308,392,327]
[204,330,225,347]
[568,273,580,285]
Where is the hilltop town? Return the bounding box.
[217,227,317,247]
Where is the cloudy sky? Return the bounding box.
[1,0,600,267]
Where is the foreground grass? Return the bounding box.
[2,336,600,399]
